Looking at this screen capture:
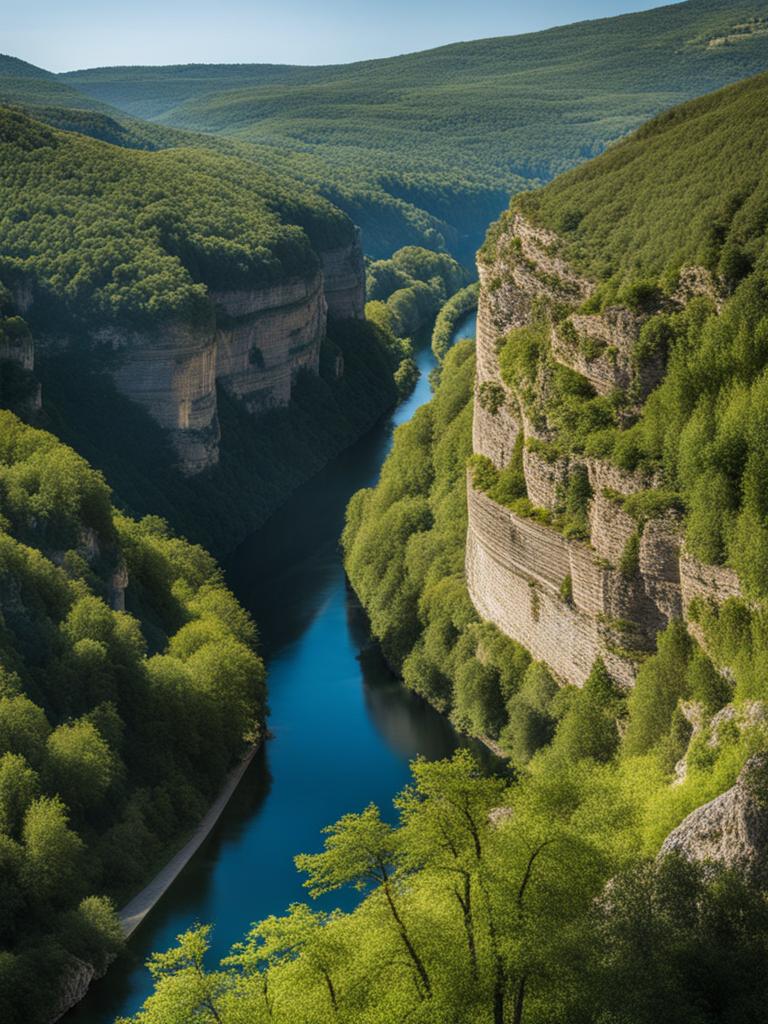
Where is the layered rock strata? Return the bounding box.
[214,271,326,414]
[467,214,739,687]
[32,236,365,475]
[320,228,366,319]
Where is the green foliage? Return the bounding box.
[431,283,478,361]
[124,746,768,1024]
[0,107,352,328]
[0,413,265,1021]
[58,1,768,262]
[500,661,557,766]
[548,660,623,764]
[619,530,641,579]
[520,71,768,291]
[477,74,768,594]
[561,463,592,539]
[624,622,692,758]
[365,247,472,343]
[477,381,505,415]
[344,342,530,741]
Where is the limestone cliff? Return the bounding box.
[466,214,735,687]
[214,271,326,414]
[30,239,365,476]
[320,228,366,320]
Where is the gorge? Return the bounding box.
[65,313,488,1024]
[3,3,768,1022]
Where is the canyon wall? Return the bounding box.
[33,235,366,476]
[466,214,737,687]
[320,228,366,320]
[214,271,327,415]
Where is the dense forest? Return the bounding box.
[120,690,768,1022]
[0,414,265,1023]
[365,246,471,339]
[124,62,768,1016]
[0,107,352,328]
[59,0,768,261]
[0,105,411,552]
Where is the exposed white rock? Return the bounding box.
[661,754,768,878]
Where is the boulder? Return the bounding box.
[660,754,768,880]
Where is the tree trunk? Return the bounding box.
[513,974,527,1024]
[454,872,478,976]
[382,879,432,997]
[321,968,338,1013]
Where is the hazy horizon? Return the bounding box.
[9,0,671,73]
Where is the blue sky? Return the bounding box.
[9,0,670,72]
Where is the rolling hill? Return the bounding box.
[59,0,768,261]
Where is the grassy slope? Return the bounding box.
[518,70,768,286]
[58,1,768,260]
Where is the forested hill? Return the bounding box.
[0,53,111,113]
[57,0,768,261]
[0,412,266,1022]
[517,69,768,288]
[0,107,351,326]
[0,105,410,553]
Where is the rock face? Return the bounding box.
[320,229,366,320]
[0,324,34,372]
[466,214,737,687]
[33,236,366,476]
[214,271,326,414]
[50,957,96,1023]
[660,755,768,880]
[96,318,221,477]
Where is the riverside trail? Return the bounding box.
[67,312,492,1024]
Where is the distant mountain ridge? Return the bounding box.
[56,0,768,261]
[2,1,767,263]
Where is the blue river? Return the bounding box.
[68,311,488,1022]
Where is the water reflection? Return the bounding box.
[68,312,485,1023]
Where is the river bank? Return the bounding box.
[66,312,490,1024]
[118,745,260,939]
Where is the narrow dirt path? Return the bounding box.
[119,745,259,937]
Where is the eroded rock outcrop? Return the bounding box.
[473,215,590,469]
[214,271,326,414]
[660,755,768,880]
[30,235,366,475]
[466,214,737,687]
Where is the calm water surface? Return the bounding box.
[68,312,488,1023]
